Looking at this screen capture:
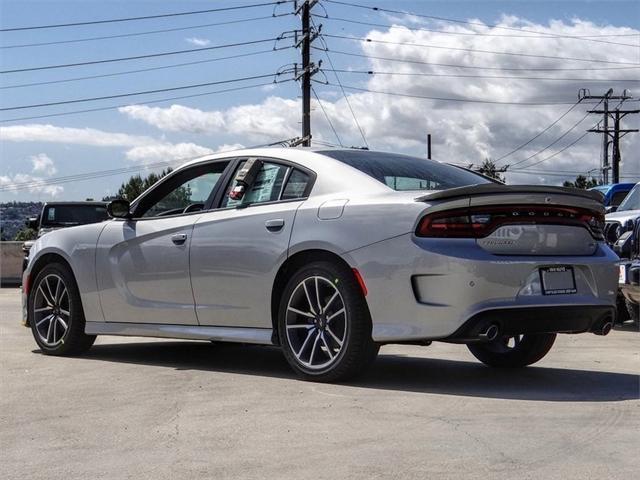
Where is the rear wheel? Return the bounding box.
[29,262,96,356]
[467,333,556,368]
[278,261,378,382]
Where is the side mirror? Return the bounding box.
[606,205,618,213]
[229,158,263,201]
[107,199,131,219]
[25,216,39,230]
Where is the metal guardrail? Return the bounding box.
[0,242,23,286]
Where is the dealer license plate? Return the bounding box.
[540,266,577,295]
[619,265,627,284]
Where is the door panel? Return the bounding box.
[96,216,200,325]
[190,202,300,327]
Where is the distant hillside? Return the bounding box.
[0,202,43,241]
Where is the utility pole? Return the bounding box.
[580,88,637,184]
[294,1,320,147]
[427,133,432,159]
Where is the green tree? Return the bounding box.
[14,228,37,241]
[476,158,505,183]
[110,168,174,201]
[562,175,600,190]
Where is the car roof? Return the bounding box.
[174,147,393,196]
[590,183,636,193]
[42,201,108,206]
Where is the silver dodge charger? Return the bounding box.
[22,148,618,382]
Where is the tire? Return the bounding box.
[29,262,96,356]
[277,260,379,382]
[467,333,556,368]
[625,299,639,323]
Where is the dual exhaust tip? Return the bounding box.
[476,318,613,341]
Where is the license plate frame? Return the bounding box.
[539,266,577,295]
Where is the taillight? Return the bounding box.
[416,206,604,239]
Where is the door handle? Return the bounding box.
[171,233,188,245]
[265,219,285,232]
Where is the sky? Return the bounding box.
[1,0,639,201]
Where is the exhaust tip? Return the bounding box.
[479,324,500,342]
[593,318,613,336]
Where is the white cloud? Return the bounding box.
[120,97,300,142]
[185,37,211,47]
[119,105,225,133]
[0,124,218,166]
[29,153,57,176]
[0,124,154,148]
[125,142,214,164]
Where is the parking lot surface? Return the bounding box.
[1,287,638,479]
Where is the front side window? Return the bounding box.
[135,162,229,218]
[320,150,492,191]
[221,161,290,208]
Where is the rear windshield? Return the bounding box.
[320,150,492,191]
[41,205,108,227]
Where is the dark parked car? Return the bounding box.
[22,202,109,269]
[613,216,640,324]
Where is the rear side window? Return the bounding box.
[320,150,491,191]
[282,169,310,200]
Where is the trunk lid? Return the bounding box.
[417,184,605,256]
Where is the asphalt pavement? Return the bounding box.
[1,287,638,479]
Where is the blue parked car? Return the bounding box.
[590,183,636,211]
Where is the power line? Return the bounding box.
[1,14,293,49]
[0,138,300,192]
[494,102,581,163]
[512,130,592,170]
[508,104,602,168]
[319,48,640,72]
[320,82,593,106]
[318,15,640,48]
[323,68,639,83]
[1,73,285,111]
[311,86,343,146]
[315,31,369,148]
[323,33,640,66]
[0,1,290,32]
[0,81,292,123]
[0,36,291,74]
[323,0,640,41]
[1,48,291,90]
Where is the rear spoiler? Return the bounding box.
[417,184,604,203]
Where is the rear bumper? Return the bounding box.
[445,305,615,342]
[347,233,618,342]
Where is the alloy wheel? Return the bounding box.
[33,273,70,347]
[285,275,347,370]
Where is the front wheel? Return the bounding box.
[29,262,96,356]
[467,333,556,368]
[278,261,378,382]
